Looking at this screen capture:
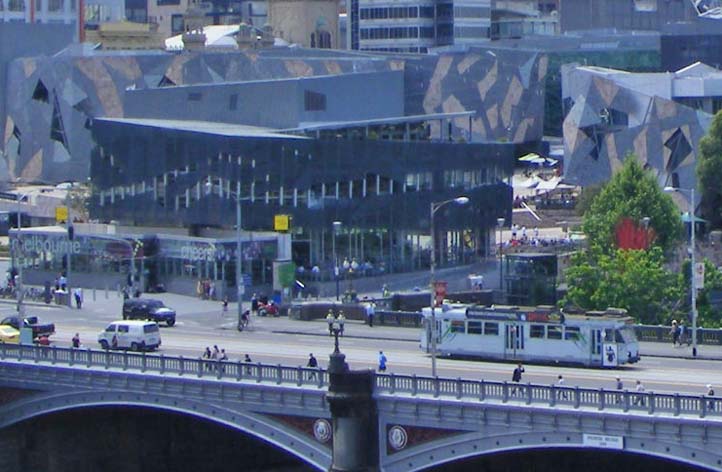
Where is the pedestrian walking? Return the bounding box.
[679,321,687,345]
[634,380,646,406]
[671,320,680,347]
[366,300,375,327]
[307,353,318,380]
[72,332,81,349]
[243,353,253,375]
[708,384,716,411]
[203,346,212,371]
[222,297,228,313]
[378,351,387,372]
[557,374,568,400]
[511,362,524,395]
[337,311,346,336]
[73,287,83,309]
[615,377,624,403]
[251,293,259,315]
[326,310,335,336]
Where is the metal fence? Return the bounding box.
[1,343,720,419]
[0,343,329,388]
[374,374,722,419]
[635,325,722,345]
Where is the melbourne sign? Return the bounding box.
[12,235,81,256]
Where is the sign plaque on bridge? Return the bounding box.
[583,433,624,450]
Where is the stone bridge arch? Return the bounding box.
[382,430,720,472]
[0,389,331,471]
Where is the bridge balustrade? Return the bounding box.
[0,343,329,388]
[3,343,722,420]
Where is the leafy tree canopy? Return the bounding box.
[698,111,722,229]
[562,247,684,325]
[582,157,683,255]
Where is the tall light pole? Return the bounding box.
[497,217,505,292]
[207,181,245,323]
[430,196,469,376]
[14,193,27,337]
[332,221,341,301]
[664,186,698,357]
[236,192,243,322]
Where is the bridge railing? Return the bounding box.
[374,374,722,419]
[3,343,721,419]
[0,343,329,388]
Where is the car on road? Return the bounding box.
[0,315,55,339]
[98,320,161,351]
[122,299,176,326]
[0,325,20,344]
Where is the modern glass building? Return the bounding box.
[89,116,514,282]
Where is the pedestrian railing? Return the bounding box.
[0,343,329,388]
[634,325,722,345]
[374,373,722,418]
[1,343,720,419]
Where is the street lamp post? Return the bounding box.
[664,186,698,357]
[14,193,28,339]
[332,221,342,301]
[429,196,469,377]
[236,193,244,323]
[497,217,505,292]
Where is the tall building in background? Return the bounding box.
[347,0,492,52]
[0,0,126,41]
[268,0,340,48]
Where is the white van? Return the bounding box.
[98,320,161,351]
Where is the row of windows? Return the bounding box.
[360,6,434,19]
[450,321,581,341]
[361,26,420,40]
[453,6,490,18]
[454,26,490,38]
[0,0,79,11]
[99,166,502,208]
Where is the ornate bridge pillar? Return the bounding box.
[326,337,378,471]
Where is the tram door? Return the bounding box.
[505,324,525,359]
[591,329,603,364]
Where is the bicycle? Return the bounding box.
[237,311,250,332]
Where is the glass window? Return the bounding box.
[118,325,129,333]
[468,321,482,334]
[484,322,498,335]
[547,325,562,339]
[450,320,465,333]
[144,324,160,333]
[530,324,545,338]
[105,324,116,332]
[564,326,580,341]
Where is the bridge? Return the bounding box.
[0,343,720,471]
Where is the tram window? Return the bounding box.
[547,326,563,339]
[530,325,545,338]
[468,321,482,334]
[615,330,625,343]
[484,322,499,335]
[450,321,465,333]
[564,326,580,340]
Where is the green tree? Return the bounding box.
[582,157,683,255]
[698,111,722,229]
[694,259,722,328]
[563,247,683,324]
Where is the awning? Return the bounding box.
[682,212,708,224]
[519,153,546,164]
[536,178,561,191]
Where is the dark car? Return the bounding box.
[0,315,55,339]
[122,299,176,326]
